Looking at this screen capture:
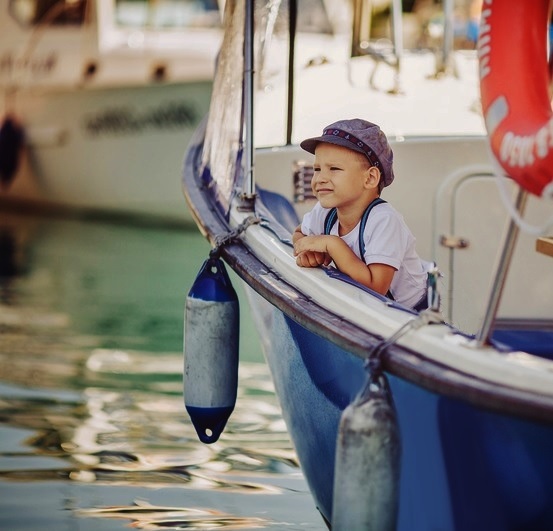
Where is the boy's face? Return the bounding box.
[311,143,377,210]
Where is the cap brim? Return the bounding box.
[299,136,321,154]
[300,136,367,157]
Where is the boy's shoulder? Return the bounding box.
[364,201,412,237]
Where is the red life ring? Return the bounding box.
[478,0,553,197]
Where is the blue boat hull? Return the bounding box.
[259,306,553,529]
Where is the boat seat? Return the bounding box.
[492,328,553,360]
[256,187,300,234]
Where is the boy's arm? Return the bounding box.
[294,234,395,294]
[293,226,332,267]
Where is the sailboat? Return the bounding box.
[0,0,223,223]
[182,0,553,529]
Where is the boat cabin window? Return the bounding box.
[9,0,86,26]
[114,0,222,29]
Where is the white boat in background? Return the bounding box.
[0,0,223,223]
[182,0,553,529]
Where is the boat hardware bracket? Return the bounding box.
[439,234,469,249]
[237,191,257,212]
[209,215,261,259]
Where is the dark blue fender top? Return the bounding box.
[188,257,238,303]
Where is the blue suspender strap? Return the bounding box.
[358,197,386,257]
[323,208,338,235]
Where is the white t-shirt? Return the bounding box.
[300,201,427,308]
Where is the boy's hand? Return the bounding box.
[295,250,331,267]
[294,235,333,267]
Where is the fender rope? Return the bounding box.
[209,215,261,259]
[365,309,443,382]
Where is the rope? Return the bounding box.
[209,215,261,259]
[364,309,443,383]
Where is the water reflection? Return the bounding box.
[78,501,269,530]
[0,211,322,530]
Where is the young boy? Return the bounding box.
[293,118,428,310]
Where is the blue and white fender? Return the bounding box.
[332,373,401,530]
[184,256,239,444]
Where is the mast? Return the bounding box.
[241,0,256,208]
[286,0,297,145]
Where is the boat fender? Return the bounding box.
[331,372,401,531]
[478,0,553,197]
[184,256,239,444]
[0,115,24,190]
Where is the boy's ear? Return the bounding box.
[365,166,381,189]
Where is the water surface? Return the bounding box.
[0,211,324,530]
